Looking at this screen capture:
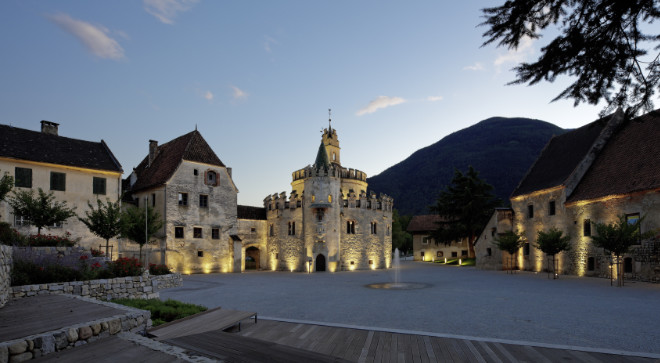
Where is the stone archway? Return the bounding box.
[315,254,326,272]
[245,246,260,270]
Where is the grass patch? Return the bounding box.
[434,258,476,266]
[111,298,207,326]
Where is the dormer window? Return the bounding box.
[205,170,218,186]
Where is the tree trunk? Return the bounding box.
[105,239,110,259]
[468,233,475,258]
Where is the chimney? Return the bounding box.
[148,140,158,166]
[227,167,232,178]
[40,120,59,136]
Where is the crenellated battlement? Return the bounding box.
[264,189,393,213]
[292,164,367,182]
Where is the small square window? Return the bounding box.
[549,201,556,216]
[487,248,492,257]
[199,194,208,208]
[451,251,458,258]
[461,250,468,257]
[198,250,204,257]
[178,193,188,206]
[212,228,219,239]
[250,227,256,233]
[194,169,198,176]
[15,167,32,188]
[206,171,218,186]
[369,259,373,265]
[14,215,30,227]
[50,172,66,191]
[175,227,184,239]
[527,205,534,219]
[93,177,106,195]
[193,227,202,238]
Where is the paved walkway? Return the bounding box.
[161,260,660,356]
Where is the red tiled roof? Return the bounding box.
[407,215,448,233]
[567,110,660,203]
[511,115,610,197]
[129,130,224,192]
[0,124,122,173]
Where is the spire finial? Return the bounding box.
[328,108,332,130]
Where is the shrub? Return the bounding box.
[26,232,76,247]
[111,298,207,327]
[107,257,142,277]
[90,248,105,257]
[0,222,24,245]
[148,263,171,275]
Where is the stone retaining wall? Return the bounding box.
[0,296,150,362]
[0,246,11,308]
[10,273,182,301]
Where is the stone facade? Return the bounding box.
[408,215,469,262]
[10,273,182,301]
[124,131,240,274]
[263,124,393,272]
[0,121,123,258]
[476,109,660,281]
[0,296,149,362]
[0,245,11,308]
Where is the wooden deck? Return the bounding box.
[229,319,655,363]
[148,306,257,341]
[0,295,124,342]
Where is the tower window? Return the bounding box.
[371,222,377,234]
[333,153,336,161]
[288,221,296,235]
[346,221,355,234]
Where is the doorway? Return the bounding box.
[245,246,260,270]
[315,254,326,272]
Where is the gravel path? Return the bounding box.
[160,260,660,354]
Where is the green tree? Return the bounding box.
[481,0,660,116]
[430,166,501,258]
[0,171,14,219]
[493,230,525,272]
[121,205,163,265]
[8,188,76,234]
[79,199,122,258]
[392,209,413,255]
[535,228,571,278]
[591,215,650,286]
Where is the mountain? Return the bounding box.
[367,117,567,216]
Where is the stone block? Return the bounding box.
[108,319,121,334]
[8,352,32,363]
[101,322,109,331]
[78,326,92,340]
[91,323,101,336]
[8,341,27,355]
[53,332,68,350]
[25,341,32,352]
[0,345,8,363]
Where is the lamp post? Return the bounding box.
[144,196,149,270]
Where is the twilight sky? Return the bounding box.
[1,0,609,207]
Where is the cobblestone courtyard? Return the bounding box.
[160,260,660,355]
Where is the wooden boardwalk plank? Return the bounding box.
[476,341,503,363]
[463,339,487,363]
[492,342,521,362]
[423,336,436,362]
[148,308,256,341]
[358,330,374,363]
[167,329,350,363]
[430,336,454,363]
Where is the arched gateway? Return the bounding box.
[315,254,326,272]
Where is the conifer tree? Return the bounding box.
[430,166,500,258]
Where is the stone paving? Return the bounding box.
[160,260,660,355]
